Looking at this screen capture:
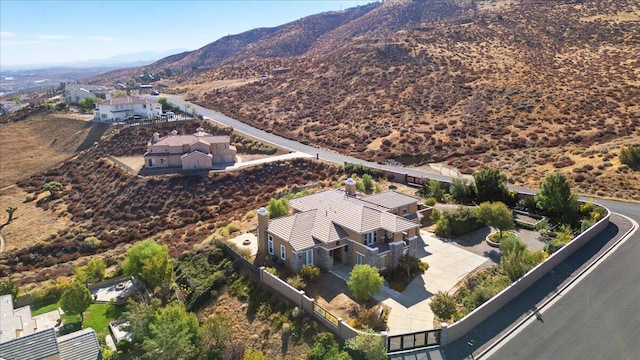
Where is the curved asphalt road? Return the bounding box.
[162,94,454,182]
[164,95,640,359]
[478,202,640,360]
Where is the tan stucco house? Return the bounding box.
[93,96,162,122]
[143,128,237,170]
[257,179,421,273]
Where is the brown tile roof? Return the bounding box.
[152,133,230,147]
[289,189,388,212]
[269,189,419,250]
[361,191,421,209]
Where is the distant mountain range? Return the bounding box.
[1,49,189,71]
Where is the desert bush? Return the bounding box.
[286,275,306,290]
[354,304,388,331]
[430,291,457,320]
[300,265,320,281]
[619,145,640,169]
[82,236,102,251]
[225,221,241,234]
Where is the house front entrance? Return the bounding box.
[330,244,348,266]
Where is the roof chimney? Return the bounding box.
[345,178,356,196]
[153,132,160,142]
[170,130,178,136]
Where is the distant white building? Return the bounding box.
[94,96,162,122]
[64,84,111,104]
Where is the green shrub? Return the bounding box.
[344,163,384,179]
[429,291,457,320]
[300,265,320,281]
[83,236,102,250]
[619,145,640,168]
[421,261,430,271]
[243,349,268,360]
[227,275,251,300]
[286,275,306,290]
[435,217,451,236]
[362,174,374,192]
[437,207,484,237]
[355,305,388,331]
[429,208,441,221]
[226,221,241,233]
[424,197,437,206]
[398,255,425,277]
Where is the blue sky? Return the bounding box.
[0,0,371,67]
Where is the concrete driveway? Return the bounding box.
[378,230,489,335]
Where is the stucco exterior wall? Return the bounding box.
[181,153,213,170]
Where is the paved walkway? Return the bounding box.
[381,232,488,335]
[330,230,488,336]
[223,151,314,170]
[228,233,258,256]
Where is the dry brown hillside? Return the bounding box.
[85,0,639,200]
[175,0,639,200]
[0,110,107,188]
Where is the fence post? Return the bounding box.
[439,322,448,346]
[381,331,388,351]
[337,317,344,339]
[259,266,265,284]
[298,290,305,310]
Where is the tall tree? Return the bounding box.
[427,179,445,201]
[536,172,579,225]
[347,264,384,302]
[476,202,514,238]
[473,168,509,203]
[124,298,162,342]
[123,239,173,299]
[143,303,200,360]
[449,177,473,204]
[60,281,93,322]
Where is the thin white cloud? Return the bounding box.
[0,31,16,38]
[85,35,116,41]
[36,34,73,40]
[2,40,44,46]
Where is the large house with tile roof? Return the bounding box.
[93,96,162,122]
[143,127,237,170]
[257,179,421,272]
[0,295,102,360]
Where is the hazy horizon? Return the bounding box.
[0,0,371,68]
